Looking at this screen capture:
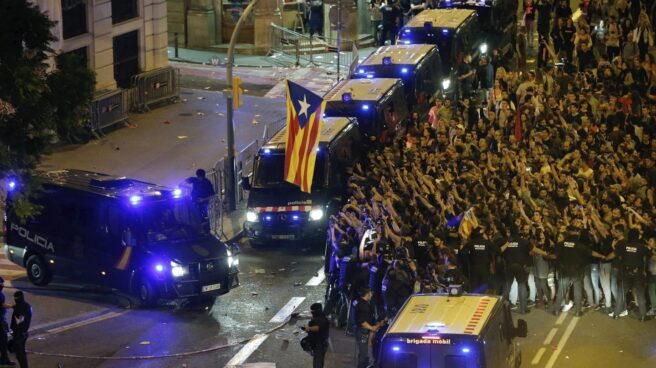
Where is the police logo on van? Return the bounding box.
[11,224,55,252]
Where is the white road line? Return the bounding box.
[224,334,269,368]
[269,297,305,323]
[305,266,325,286]
[555,311,568,326]
[32,310,129,339]
[545,315,579,368]
[543,327,559,345]
[531,347,547,365]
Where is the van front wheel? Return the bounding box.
[26,255,52,286]
[135,278,158,308]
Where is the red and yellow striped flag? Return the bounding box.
[284,80,326,193]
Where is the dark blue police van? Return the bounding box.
[4,170,239,306]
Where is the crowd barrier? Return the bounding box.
[89,89,131,137]
[130,66,180,113]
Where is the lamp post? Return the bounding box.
[224,0,261,211]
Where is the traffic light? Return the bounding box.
[232,76,243,110]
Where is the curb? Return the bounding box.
[170,57,278,69]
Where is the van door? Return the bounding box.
[44,191,89,279]
[93,204,133,290]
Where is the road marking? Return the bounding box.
[32,310,129,340]
[543,327,559,345]
[305,266,325,286]
[269,297,305,323]
[531,347,547,365]
[555,311,568,326]
[545,315,579,368]
[224,334,269,368]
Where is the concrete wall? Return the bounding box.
[37,0,169,91]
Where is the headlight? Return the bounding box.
[228,255,239,268]
[479,43,488,54]
[246,211,258,222]
[170,261,188,277]
[442,78,451,90]
[309,208,324,221]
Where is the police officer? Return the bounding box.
[0,278,15,366]
[186,169,215,218]
[10,291,30,368]
[301,303,330,368]
[607,229,650,321]
[500,225,549,314]
[379,0,402,46]
[551,221,604,317]
[461,226,498,293]
[352,287,386,368]
[381,259,415,318]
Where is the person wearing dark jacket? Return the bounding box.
[10,291,31,368]
[301,303,330,368]
[0,277,14,366]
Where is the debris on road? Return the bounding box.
[254,268,266,274]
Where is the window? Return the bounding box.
[112,0,139,24]
[61,47,88,68]
[113,30,140,88]
[61,0,87,39]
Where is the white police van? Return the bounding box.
[4,170,240,306]
[379,293,527,367]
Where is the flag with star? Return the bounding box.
[284,80,326,193]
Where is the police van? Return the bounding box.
[379,293,527,368]
[397,9,480,96]
[242,117,361,246]
[323,78,408,144]
[4,170,240,306]
[434,0,517,58]
[351,45,442,112]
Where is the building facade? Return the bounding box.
[36,0,169,91]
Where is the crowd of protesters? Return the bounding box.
[323,1,656,366]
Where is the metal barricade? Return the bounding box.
[262,117,286,142]
[236,140,260,201]
[131,66,180,112]
[89,89,130,136]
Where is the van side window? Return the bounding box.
[106,206,125,239]
[77,204,98,228]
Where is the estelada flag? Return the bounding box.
[284,80,326,193]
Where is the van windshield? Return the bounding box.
[252,154,325,189]
[129,198,206,243]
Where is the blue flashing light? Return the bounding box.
[292,214,300,221]
[403,28,410,33]
[172,188,182,198]
[392,346,400,352]
[362,104,370,111]
[401,67,408,74]
[342,92,353,103]
[382,56,392,65]
[7,181,16,191]
[316,147,321,152]
[129,195,142,205]
[366,74,374,79]
[442,29,449,34]
[403,40,411,45]
[358,68,365,74]
[155,264,164,272]
[264,148,271,154]
[265,215,272,221]
[462,347,471,353]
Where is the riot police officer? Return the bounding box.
[607,229,650,321]
[461,226,497,293]
[500,225,549,314]
[379,0,402,46]
[381,259,415,318]
[352,287,386,368]
[551,221,604,317]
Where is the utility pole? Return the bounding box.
[225,0,261,211]
[336,0,341,82]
